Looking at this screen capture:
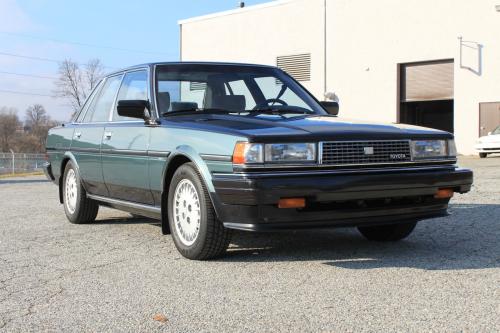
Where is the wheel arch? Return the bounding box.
[160,146,223,235]
[58,152,83,204]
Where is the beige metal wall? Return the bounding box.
[180,0,500,154]
[180,0,326,97]
[328,0,500,155]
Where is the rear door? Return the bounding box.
[71,74,123,196]
[101,69,154,204]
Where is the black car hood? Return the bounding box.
[165,114,452,141]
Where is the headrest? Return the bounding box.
[212,95,246,112]
[171,102,198,112]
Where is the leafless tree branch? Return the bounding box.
[54,58,104,115]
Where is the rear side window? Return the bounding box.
[75,80,103,123]
[113,70,148,121]
[84,74,123,123]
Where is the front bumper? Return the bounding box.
[475,144,500,153]
[212,165,473,231]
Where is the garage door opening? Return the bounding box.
[400,100,454,133]
[399,60,454,133]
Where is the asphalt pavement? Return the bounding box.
[0,157,499,332]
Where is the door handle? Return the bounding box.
[74,132,81,139]
[104,132,113,140]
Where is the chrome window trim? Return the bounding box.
[108,72,126,122]
[73,120,145,125]
[152,64,159,119]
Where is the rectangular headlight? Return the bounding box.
[411,140,451,160]
[264,143,316,163]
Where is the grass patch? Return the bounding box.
[0,171,44,179]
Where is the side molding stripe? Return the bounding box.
[200,154,232,162]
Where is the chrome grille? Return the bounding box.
[320,140,412,165]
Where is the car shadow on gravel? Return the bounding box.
[219,203,500,271]
[92,216,161,226]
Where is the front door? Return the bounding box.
[479,102,500,137]
[101,69,154,204]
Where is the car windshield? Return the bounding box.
[155,64,326,118]
[492,126,500,135]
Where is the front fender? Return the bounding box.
[165,145,225,220]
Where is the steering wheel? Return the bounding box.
[253,98,288,110]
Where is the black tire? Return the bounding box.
[358,221,417,242]
[62,161,99,224]
[167,163,232,260]
[479,153,487,158]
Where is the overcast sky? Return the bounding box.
[0,0,270,122]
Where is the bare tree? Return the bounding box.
[24,104,59,150]
[0,108,20,152]
[54,58,105,115]
[84,58,105,92]
[25,104,48,130]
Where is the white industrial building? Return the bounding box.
[179,0,500,155]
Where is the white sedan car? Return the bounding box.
[475,125,500,158]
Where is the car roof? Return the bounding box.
[105,61,277,77]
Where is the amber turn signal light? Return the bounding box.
[278,198,306,209]
[232,142,247,164]
[434,188,454,199]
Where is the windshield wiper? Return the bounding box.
[247,108,311,115]
[162,108,233,117]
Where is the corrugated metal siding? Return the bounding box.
[277,53,311,82]
[401,60,454,102]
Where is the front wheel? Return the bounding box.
[62,161,99,224]
[479,153,487,158]
[358,221,417,242]
[168,163,232,260]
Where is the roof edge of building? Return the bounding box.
[178,0,296,25]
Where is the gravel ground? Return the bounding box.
[0,157,499,332]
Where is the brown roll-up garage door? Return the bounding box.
[401,60,454,102]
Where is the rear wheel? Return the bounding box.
[358,221,417,242]
[168,163,232,260]
[62,161,99,224]
[479,153,488,158]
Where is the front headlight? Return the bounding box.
[265,143,316,163]
[232,142,263,164]
[411,139,456,160]
[233,142,316,164]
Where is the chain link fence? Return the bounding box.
[0,153,46,175]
